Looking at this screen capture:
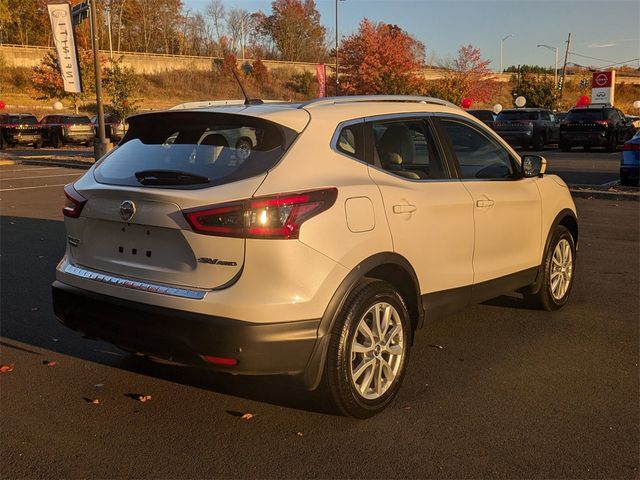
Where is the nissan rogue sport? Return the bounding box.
[52,96,578,418]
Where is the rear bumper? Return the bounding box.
[5,132,41,144]
[561,131,608,146]
[52,281,321,376]
[62,132,94,143]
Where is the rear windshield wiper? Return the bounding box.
[134,170,210,186]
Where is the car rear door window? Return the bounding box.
[440,118,516,180]
[369,119,449,180]
[335,123,365,161]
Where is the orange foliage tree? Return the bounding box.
[426,45,497,105]
[337,19,425,95]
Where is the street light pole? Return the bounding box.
[335,0,339,96]
[500,34,513,74]
[537,44,558,88]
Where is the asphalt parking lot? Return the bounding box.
[0,164,638,478]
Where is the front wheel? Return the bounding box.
[322,279,412,418]
[532,132,545,150]
[560,142,571,152]
[526,225,576,311]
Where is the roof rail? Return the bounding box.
[298,95,460,110]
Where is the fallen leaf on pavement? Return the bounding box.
[137,395,152,403]
[295,431,304,437]
[94,383,104,388]
[44,360,57,367]
[240,413,255,420]
[0,364,14,373]
[429,344,444,349]
[31,307,39,312]
[83,397,101,405]
[91,399,100,405]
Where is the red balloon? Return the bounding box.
[576,95,590,107]
[0,100,5,110]
[461,97,472,109]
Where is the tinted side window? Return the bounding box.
[539,111,550,121]
[441,119,516,180]
[335,122,365,161]
[371,119,449,180]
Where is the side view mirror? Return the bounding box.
[521,155,547,178]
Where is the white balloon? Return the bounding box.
[493,103,503,114]
[53,101,63,111]
[633,100,640,109]
[515,96,526,108]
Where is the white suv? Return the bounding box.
[53,96,577,418]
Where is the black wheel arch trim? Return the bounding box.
[301,252,423,391]
[523,208,578,295]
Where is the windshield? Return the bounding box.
[496,111,538,121]
[565,109,606,121]
[9,115,37,125]
[94,111,297,189]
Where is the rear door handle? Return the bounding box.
[476,199,495,208]
[393,204,417,214]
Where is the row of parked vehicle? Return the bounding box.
[468,104,638,152]
[0,113,127,150]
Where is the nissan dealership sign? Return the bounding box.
[591,70,615,106]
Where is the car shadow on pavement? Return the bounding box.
[0,215,337,416]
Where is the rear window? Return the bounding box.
[8,115,37,125]
[94,112,297,189]
[565,109,605,121]
[469,110,495,121]
[496,111,538,121]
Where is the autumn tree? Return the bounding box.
[31,49,99,113]
[103,56,138,118]
[426,45,496,105]
[338,19,425,95]
[258,0,326,62]
[2,0,49,46]
[511,73,558,110]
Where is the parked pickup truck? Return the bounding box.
[0,113,43,149]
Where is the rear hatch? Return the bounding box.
[561,109,607,133]
[494,110,537,132]
[7,115,39,136]
[68,110,299,289]
[65,116,94,137]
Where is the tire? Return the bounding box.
[235,137,253,160]
[526,225,576,311]
[620,171,638,187]
[533,132,545,151]
[322,279,412,418]
[50,132,62,149]
[560,142,571,152]
[33,140,42,149]
[606,133,617,152]
[0,132,5,150]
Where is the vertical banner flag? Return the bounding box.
[316,64,326,98]
[47,2,83,93]
[591,70,615,106]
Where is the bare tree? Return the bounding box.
[205,0,226,56]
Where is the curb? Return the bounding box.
[14,159,93,170]
[569,188,639,201]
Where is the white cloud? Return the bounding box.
[588,43,616,49]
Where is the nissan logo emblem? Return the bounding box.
[595,73,608,87]
[120,200,136,222]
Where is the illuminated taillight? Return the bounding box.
[183,188,338,239]
[62,183,87,218]
[594,120,608,126]
[623,143,640,151]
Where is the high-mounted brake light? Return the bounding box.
[183,188,338,239]
[62,183,87,218]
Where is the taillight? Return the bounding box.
[183,188,338,239]
[623,143,640,151]
[62,183,87,218]
[594,120,608,126]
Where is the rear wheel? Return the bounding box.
[0,132,5,150]
[606,133,617,152]
[50,132,62,149]
[322,279,411,418]
[526,225,576,311]
[560,141,571,152]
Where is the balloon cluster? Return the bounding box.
[0,100,5,110]
[575,95,590,107]
[461,98,472,109]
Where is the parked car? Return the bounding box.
[467,109,496,129]
[52,96,578,418]
[625,115,640,129]
[621,130,640,186]
[40,114,94,148]
[493,108,560,150]
[90,114,128,143]
[559,105,636,152]
[0,113,43,149]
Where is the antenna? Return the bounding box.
[230,68,263,106]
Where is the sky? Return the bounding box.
[183,0,640,71]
